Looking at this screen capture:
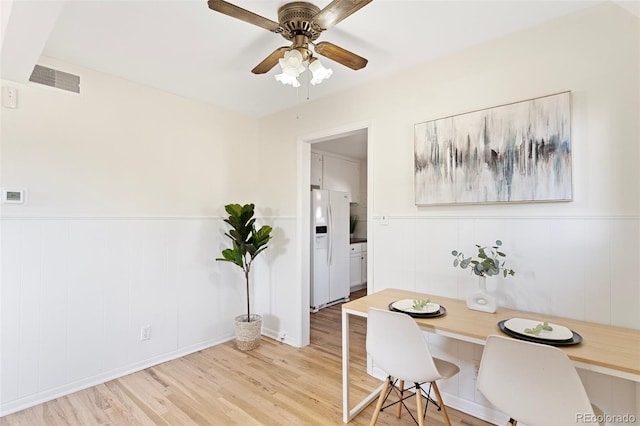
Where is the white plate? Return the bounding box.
[504,318,573,341]
[391,299,440,314]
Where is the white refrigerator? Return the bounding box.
[310,189,350,312]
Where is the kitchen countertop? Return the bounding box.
[350,238,367,244]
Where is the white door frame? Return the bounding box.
[296,120,373,347]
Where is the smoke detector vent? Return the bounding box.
[29,65,80,94]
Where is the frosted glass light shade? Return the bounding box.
[275,72,301,87]
[275,49,307,87]
[279,50,305,75]
[309,59,333,85]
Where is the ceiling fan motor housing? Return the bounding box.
[278,2,323,41]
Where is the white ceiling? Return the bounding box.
[2,0,638,119]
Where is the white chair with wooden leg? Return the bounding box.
[477,335,601,426]
[366,308,460,426]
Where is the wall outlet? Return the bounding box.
[140,325,151,341]
[278,331,286,341]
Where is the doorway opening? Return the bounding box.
[296,122,371,347]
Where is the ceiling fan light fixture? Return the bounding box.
[208,0,372,84]
[308,58,333,85]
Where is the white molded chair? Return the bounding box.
[366,308,460,426]
[477,335,599,426]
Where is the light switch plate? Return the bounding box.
[2,87,17,108]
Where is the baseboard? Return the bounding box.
[350,283,367,292]
[262,327,300,347]
[0,334,234,417]
[440,391,508,425]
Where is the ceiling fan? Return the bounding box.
[207,0,372,86]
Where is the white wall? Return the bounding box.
[1,58,259,217]
[256,2,639,421]
[2,1,638,420]
[0,57,299,414]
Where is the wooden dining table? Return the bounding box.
[341,288,640,423]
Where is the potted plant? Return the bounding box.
[217,203,272,350]
[451,240,515,313]
[350,215,358,237]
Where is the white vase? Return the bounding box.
[466,275,497,313]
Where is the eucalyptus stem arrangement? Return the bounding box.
[451,240,515,278]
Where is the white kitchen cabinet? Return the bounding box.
[311,152,323,187]
[350,253,361,288]
[349,242,367,289]
[322,154,360,203]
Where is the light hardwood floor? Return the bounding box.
[1,291,493,425]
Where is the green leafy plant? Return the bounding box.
[217,203,272,323]
[412,299,430,310]
[524,322,553,336]
[350,215,358,234]
[451,240,516,278]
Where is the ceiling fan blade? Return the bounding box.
[313,0,373,30]
[208,0,281,33]
[252,47,289,74]
[314,41,368,70]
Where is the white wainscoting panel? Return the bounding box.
[609,219,640,329]
[253,218,299,345]
[0,216,297,415]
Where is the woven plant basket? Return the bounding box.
[234,314,262,351]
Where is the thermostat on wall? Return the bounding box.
[2,189,26,204]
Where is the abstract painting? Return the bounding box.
[414,92,572,205]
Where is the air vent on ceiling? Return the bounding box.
[29,65,80,94]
